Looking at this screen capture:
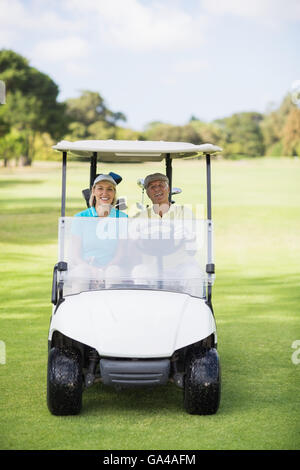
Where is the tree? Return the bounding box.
[189,120,223,146]
[0,129,26,166]
[282,107,300,156]
[65,90,126,140]
[214,112,265,157]
[0,49,67,165]
[143,122,201,144]
[32,132,57,161]
[88,121,117,140]
[115,126,142,141]
[260,95,294,155]
[260,94,300,156]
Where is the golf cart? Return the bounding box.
[47,139,222,416]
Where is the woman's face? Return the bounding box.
[93,181,115,206]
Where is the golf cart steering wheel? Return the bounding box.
[133,220,185,256]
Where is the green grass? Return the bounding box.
[0,157,299,450]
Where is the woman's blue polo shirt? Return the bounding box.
[72,206,128,266]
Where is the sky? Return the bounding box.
[0,0,299,131]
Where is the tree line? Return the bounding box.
[0,49,299,166]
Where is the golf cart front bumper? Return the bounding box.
[100,358,170,387]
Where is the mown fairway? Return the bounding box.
[0,157,299,450]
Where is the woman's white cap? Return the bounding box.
[93,174,117,186]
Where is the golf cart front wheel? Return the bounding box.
[184,348,221,415]
[47,347,83,416]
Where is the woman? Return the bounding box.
[76,174,127,219]
[69,174,127,292]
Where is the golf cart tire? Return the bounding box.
[184,348,221,415]
[47,347,83,416]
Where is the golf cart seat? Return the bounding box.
[82,188,90,207]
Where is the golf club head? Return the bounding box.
[137,178,145,189]
[136,202,146,211]
[171,187,182,195]
[116,197,128,210]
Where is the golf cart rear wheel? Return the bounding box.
[47,347,83,416]
[184,348,221,415]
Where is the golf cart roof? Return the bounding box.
[53,139,222,162]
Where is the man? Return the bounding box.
[132,173,204,297]
[137,172,193,219]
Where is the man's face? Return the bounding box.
[146,180,170,205]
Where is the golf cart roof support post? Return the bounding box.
[205,153,214,306]
[206,153,212,220]
[165,153,172,203]
[90,152,97,189]
[61,151,67,217]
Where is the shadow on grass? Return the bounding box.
[0,199,84,245]
[215,270,300,305]
[0,198,61,213]
[82,382,184,416]
[0,179,44,188]
[0,197,82,210]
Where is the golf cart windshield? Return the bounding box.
[58,217,214,299]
